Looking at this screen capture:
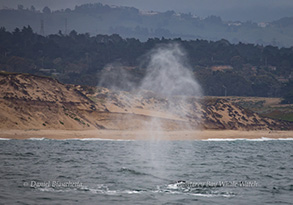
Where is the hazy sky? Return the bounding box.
[1,0,293,22]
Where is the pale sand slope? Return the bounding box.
[1,129,292,140]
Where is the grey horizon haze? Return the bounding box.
[1,0,293,22]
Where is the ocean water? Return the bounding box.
[0,138,293,204]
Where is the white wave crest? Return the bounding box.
[27,137,47,140]
[204,137,293,141]
[66,138,135,141]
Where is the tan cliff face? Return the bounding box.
[0,72,292,131]
[200,98,285,130]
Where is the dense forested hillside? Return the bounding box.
[0,3,293,47]
[0,26,293,102]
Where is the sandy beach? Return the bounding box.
[1,129,292,140]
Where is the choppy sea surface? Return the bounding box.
[0,137,293,204]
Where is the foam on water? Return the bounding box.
[10,138,135,141]
[2,136,293,141]
[68,138,135,141]
[4,137,293,141]
[156,183,236,198]
[36,183,143,195]
[27,137,47,140]
[204,137,293,141]
[35,182,236,198]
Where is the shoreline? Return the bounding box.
[0,129,293,140]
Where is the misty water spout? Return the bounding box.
[97,43,202,139]
[96,43,203,178]
[139,43,202,139]
[141,43,202,98]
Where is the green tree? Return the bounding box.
[42,6,51,14]
[281,81,293,104]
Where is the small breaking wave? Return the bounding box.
[0,137,48,141]
[36,182,236,198]
[36,183,144,195]
[27,137,47,141]
[16,138,135,141]
[67,138,134,141]
[161,182,236,198]
[204,137,293,141]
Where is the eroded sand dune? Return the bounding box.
[0,72,292,139]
